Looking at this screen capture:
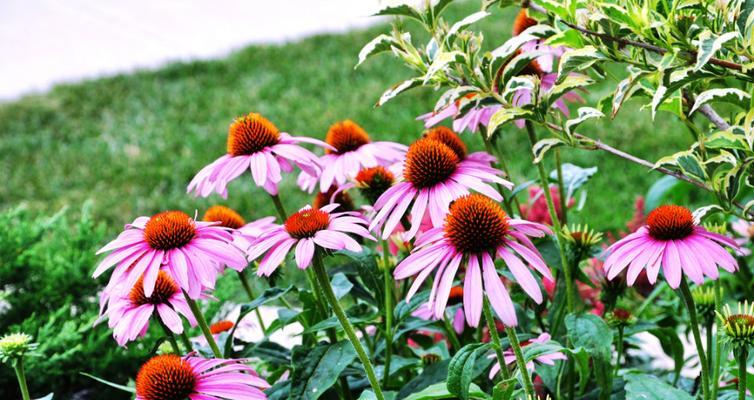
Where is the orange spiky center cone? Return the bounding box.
[227,112,280,156]
[135,354,196,400]
[445,194,509,254]
[423,126,467,160]
[404,139,459,189]
[325,120,371,154]
[285,208,330,239]
[203,205,246,230]
[646,205,694,240]
[129,271,180,306]
[144,211,196,250]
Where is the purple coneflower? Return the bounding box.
[202,205,276,259]
[188,112,329,197]
[135,354,269,400]
[297,120,406,193]
[488,332,566,378]
[604,205,740,288]
[370,136,511,240]
[99,271,196,346]
[248,204,373,276]
[93,211,247,299]
[394,194,552,327]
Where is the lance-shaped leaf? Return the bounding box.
[545,74,594,109]
[694,31,738,71]
[501,76,536,101]
[690,88,751,114]
[612,71,647,118]
[424,51,466,83]
[374,4,423,22]
[654,150,708,182]
[565,107,604,136]
[289,341,358,400]
[433,86,478,112]
[704,129,750,151]
[499,50,545,84]
[446,11,490,45]
[536,0,570,19]
[650,85,668,120]
[624,374,693,400]
[377,78,422,107]
[357,33,405,68]
[447,343,491,400]
[533,138,566,163]
[489,33,538,64]
[556,46,606,83]
[487,107,533,138]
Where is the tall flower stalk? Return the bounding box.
[678,279,710,400]
[183,291,223,358]
[311,250,385,400]
[505,327,536,398]
[525,121,576,312]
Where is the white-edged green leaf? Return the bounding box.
[546,74,594,108]
[612,71,647,118]
[556,46,606,83]
[487,107,532,138]
[704,129,750,151]
[501,76,536,100]
[693,205,724,223]
[423,51,465,83]
[374,4,423,21]
[690,88,751,114]
[650,85,668,120]
[545,29,584,49]
[533,138,566,163]
[446,11,489,44]
[694,31,738,71]
[377,78,422,106]
[654,150,707,181]
[357,34,399,68]
[565,107,604,136]
[499,50,545,83]
[518,24,557,39]
[433,86,478,112]
[536,0,569,19]
[489,33,538,63]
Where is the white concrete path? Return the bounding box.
[0,0,387,101]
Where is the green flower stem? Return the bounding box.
[615,326,624,376]
[739,347,748,400]
[158,319,181,354]
[678,278,710,400]
[525,121,575,313]
[442,315,462,352]
[381,240,394,388]
[483,297,511,381]
[554,148,568,225]
[13,358,30,400]
[179,332,193,353]
[311,250,385,400]
[506,326,536,398]
[270,194,288,220]
[711,280,723,398]
[183,290,223,358]
[237,269,267,335]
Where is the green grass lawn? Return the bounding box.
[0,3,694,234]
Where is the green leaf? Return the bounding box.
[612,71,647,118]
[446,11,490,45]
[556,46,606,83]
[546,75,594,108]
[501,76,536,101]
[489,34,539,64]
[289,341,358,400]
[374,4,423,22]
[377,78,423,107]
[498,50,545,84]
[80,372,135,393]
[338,248,383,305]
[565,313,613,361]
[522,340,565,363]
[404,382,489,400]
[705,129,750,151]
[564,347,591,393]
[359,390,397,400]
[548,163,598,200]
[398,360,450,398]
[330,272,353,299]
[624,373,693,399]
[486,107,533,138]
[424,51,466,83]
[690,88,751,114]
[694,31,738,71]
[357,34,399,68]
[650,85,668,120]
[447,343,491,399]
[536,0,569,19]
[565,107,604,136]
[532,138,566,163]
[395,290,430,322]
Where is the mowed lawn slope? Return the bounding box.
[0,4,691,232]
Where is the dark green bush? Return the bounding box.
[0,204,148,399]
